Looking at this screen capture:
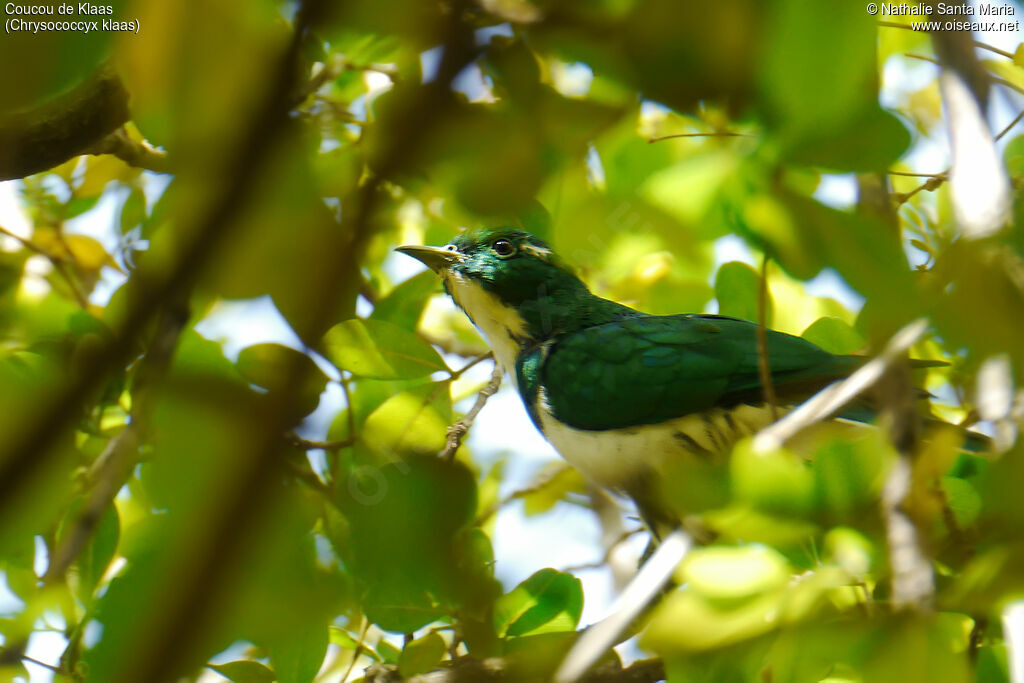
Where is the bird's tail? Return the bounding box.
[836,404,991,454]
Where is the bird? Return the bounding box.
[396,227,959,530]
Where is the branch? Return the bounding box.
[365,655,665,683]
[0,224,90,309]
[0,63,129,180]
[876,358,934,610]
[440,361,502,461]
[648,131,751,143]
[288,434,356,451]
[476,462,573,525]
[752,319,929,453]
[44,296,189,586]
[555,529,693,683]
[87,128,172,174]
[756,254,778,421]
[106,3,482,679]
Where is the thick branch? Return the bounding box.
[365,656,665,683]
[0,63,129,180]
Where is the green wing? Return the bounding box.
[522,314,861,431]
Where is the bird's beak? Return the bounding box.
[395,245,461,272]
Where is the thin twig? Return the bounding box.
[648,131,751,143]
[877,21,1016,59]
[996,108,1024,141]
[448,352,492,380]
[756,254,778,421]
[561,528,643,573]
[0,224,90,309]
[342,617,370,683]
[888,171,946,178]
[21,655,61,673]
[475,464,572,525]
[904,52,1024,96]
[289,434,356,451]
[440,361,502,461]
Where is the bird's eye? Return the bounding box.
[492,239,516,257]
[444,244,458,252]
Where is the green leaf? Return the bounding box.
[58,499,119,603]
[679,545,790,604]
[370,271,440,330]
[337,459,478,633]
[1003,133,1024,177]
[361,380,452,456]
[759,0,908,171]
[521,465,586,517]
[494,569,583,638]
[120,187,147,234]
[328,627,362,650]
[714,261,769,324]
[62,195,101,220]
[397,632,447,677]
[801,316,865,355]
[377,639,401,665]
[269,623,329,683]
[323,319,447,379]
[236,343,328,419]
[209,660,277,683]
[730,440,814,518]
[941,476,982,530]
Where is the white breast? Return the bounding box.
[536,394,776,491]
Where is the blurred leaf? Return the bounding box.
[521,465,586,516]
[58,498,120,603]
[679,545,789,603]
[370,271,440,330]
[940,476,981,530]
[730,440,814,518]
[801,316,865,354]
[361,380,451,456]
[715,261,769,324]
[269,623,329,683]
[120,187,148,234]
[62,195,101,220]
[337,459,478,633]
[397,632,447,677]
[760,0,909,171]
[236,343,328,419]
[494,569,583,637]
[324,319,447,379]
[377,639,401,665]
[209,660,277,683]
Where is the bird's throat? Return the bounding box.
[443,272,531,379]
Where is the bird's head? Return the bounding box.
[397,227,578,305]
[396,228,594,356]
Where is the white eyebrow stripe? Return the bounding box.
[520,243,552,258]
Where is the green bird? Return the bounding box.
[397,227,947,528]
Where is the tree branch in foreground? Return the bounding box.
[365,655,665,683]
[752,318,929,453]
[0,63,129,180]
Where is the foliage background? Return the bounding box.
[1,0,1023,681]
